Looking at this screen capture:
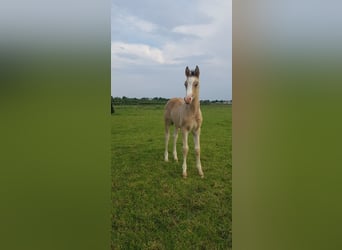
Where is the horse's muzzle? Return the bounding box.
[184,96,193,104]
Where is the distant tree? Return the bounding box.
[200,99,211,105]
[111,96,115,114]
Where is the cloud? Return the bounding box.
[116,13,158,33]
[172,24,215,38]
[112,0,231,67]
[111,42,166,67]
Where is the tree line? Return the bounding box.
[112,96,168,105]
[111,96,232,106]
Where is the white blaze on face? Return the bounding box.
[184,76,196,104]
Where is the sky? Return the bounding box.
[111,0,232,100]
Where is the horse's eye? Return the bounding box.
[194,83,198,87]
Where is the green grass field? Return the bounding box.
[111,104,232,249]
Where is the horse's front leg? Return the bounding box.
[182,128,189,178]
[193,128,204,178]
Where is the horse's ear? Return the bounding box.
[185,66,190,77]
[194,65,200,77]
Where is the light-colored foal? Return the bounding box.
[164,65,203,178]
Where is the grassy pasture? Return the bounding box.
[111,104,232,249]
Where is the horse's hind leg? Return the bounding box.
[173,128,179,161]
[164,122,170,162]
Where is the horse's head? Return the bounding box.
[184,65,200,104]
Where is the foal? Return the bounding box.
[164,65,204,178]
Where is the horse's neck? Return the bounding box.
[185,96,200,116]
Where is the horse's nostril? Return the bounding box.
[184,96,192,104]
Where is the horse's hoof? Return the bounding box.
[182,173,187,178]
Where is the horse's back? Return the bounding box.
[165,97,183,109]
